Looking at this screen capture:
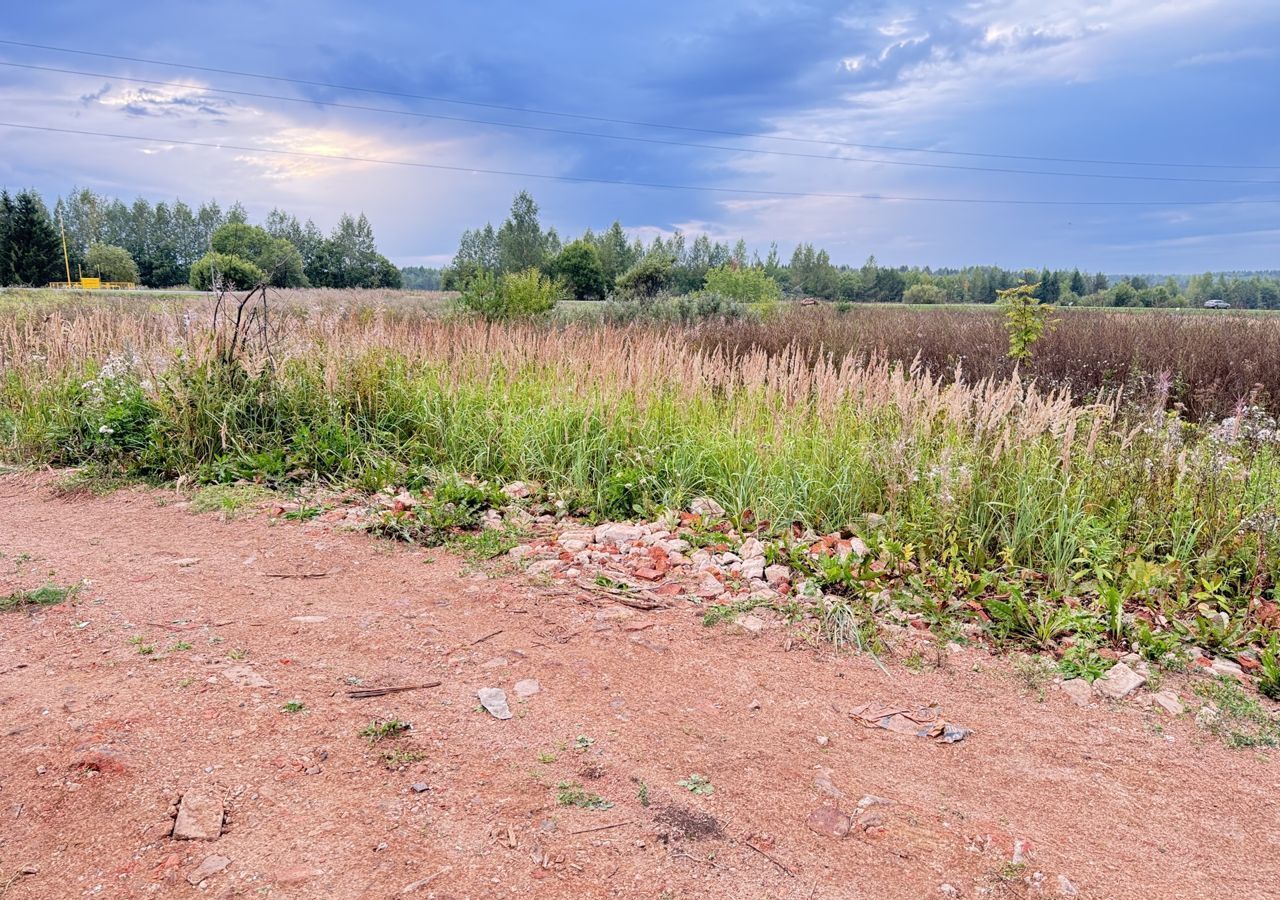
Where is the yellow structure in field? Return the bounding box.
[46,209,137,290]
[46,277,137,290]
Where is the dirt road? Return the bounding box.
[1,473,1276,899]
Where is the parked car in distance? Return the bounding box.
[1203,298,1231,309]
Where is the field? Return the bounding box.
[3,288,1280,897]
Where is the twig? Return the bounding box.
[742,839,796,877]
[573,579,669,610]
[399,865,451,894]
[346,682,442,699]
[262,571,332,579]
[568,820,633,836]
[470,629,503,645]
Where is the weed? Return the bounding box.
[555,781,614,810]
[1194,678,1280,749]
[0,582,77,612]
[282,700,306,713]
[128,635,155,655]
[574,735,595,753]
[904,650,926,673]
[637,781,650,807]
[678,774,714,796]
[536,751,558,764]
[169,641,193,652]
[448,528,519,561]
[1011,653,1054,699]
[360,719,412,744]
[382,748,429,769]
[190,484,274,520]
[702,596,770,627]
[1058,645,1109,682]
[227,648,248,661]
[1259,638,1280,701]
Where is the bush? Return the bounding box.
[702,265,781,304]
[84,244,139,283]
[188,252,267,291]
[211,223,306,287]
[553,240,608,301]
[455,268,561,321]
[903,283,946,305]
[615,254,673,300]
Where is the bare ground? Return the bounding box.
[0,473,1277,900]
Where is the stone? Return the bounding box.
[689,497,726,518]
[1059,678,1093,707]
[741,558,765,581]
[814,768,844,800]
[514,678,541,699]
[806,806,851,839]
[222,665,271,688]
[1210,657,1244,679]
[502,481,531,499]
[481,509,503,530]
[1195,703,1219,728]
[738,538,765,559]
[1092,662,1146,701]
[525,560,561,577]
[662,538,692,554]
[481,656,509,669]
[696,576,726,599]
[727,614,765,637]
[274,866,320,885]
[187,854,231,885]
[558,529,594,545]
[595,523,646,545]
[1152,690,1185,716]
[560,539,588,552]
[816,735,829,747]
[173,558,201,567]
[764,565,790,587]
[411,782,429,793]
[289,615,328,623]
[856,795,894,809]
[172,790,224,841]
[1057,874,1080,896]
[477,688,513,720]
[939,885,960,898]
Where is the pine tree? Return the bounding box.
[8,190,62,285]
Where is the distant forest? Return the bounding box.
[2,186,1277,308]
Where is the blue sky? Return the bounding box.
[2,1,1279,271]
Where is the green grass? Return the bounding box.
[0,582,77,612]
[190,484,275,519]
[556,781,614,810]
[1194,678,1280,749]
[360,718,412,744]
[5,312,1280,661]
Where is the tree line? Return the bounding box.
[0,187,401,290]
[445,191,1280,309]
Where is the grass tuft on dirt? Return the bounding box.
[0,582,77,612]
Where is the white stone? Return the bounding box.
[690,497,725,518]
[764,565,791,587]
[739,537,765,559]
[1059,678,1093,707]
[727,614,764,636]
[477,688,513,720]
[1152,690,1184,716]
[594,523,645,545]
[1092,662,1146,700]
[525,560,561,576]
[513,679,541,699]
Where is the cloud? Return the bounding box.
[1178,47,1277,66]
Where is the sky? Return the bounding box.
[1,1,1279,271]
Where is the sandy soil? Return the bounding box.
[1,472,1278,900]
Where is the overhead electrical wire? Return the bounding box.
[1,37,1276,172]
[3,59,1279,188]
[4,120,1280,207]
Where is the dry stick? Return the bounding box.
[470,629,503,645]
[741,839,797,877]
[567,819,633,836]
[262,571,332,579]
[346,681,442,699]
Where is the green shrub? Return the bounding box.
[614,254,673,299]
[702,265,781,304]
[553,240,608,301]
[84,244,139,283]
[903,283,946,305]
[189,252,266,291]
[456,268,561,321]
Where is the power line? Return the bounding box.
[4,120,1280,207]
[2,37,1276,172]
[6,59,1280,188]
